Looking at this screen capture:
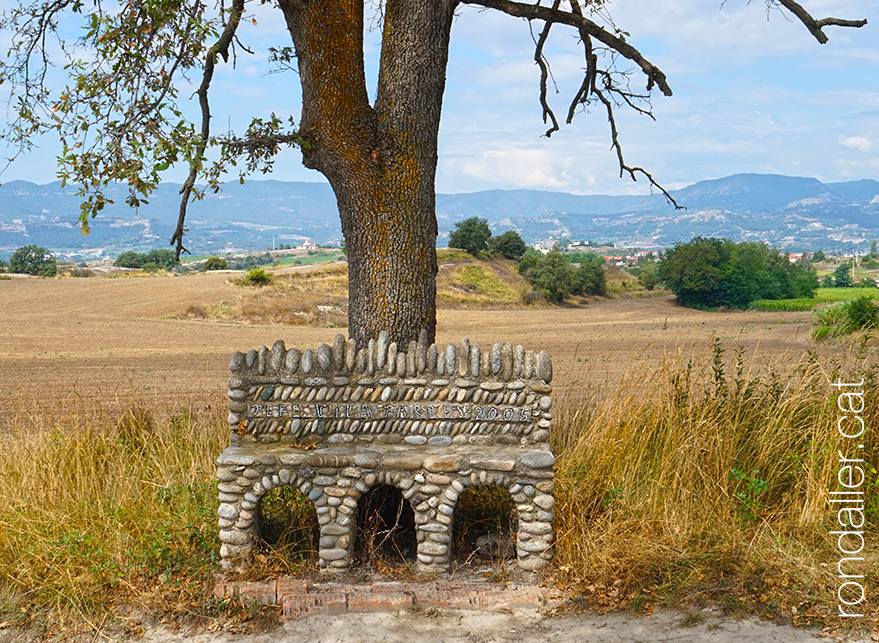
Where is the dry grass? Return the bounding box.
[0,389,227,631]
[552,339,878,628]
[206,264,349,327]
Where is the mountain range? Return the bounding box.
[1,173,877,259]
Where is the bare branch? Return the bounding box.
[532,0,562,137]
[772,0,867,44]
[172,0,245,259]
[593,77,681,210]
[463,0,672,96]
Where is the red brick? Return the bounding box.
[237,580,277,604]
[414,589,480,609]
[371,581,407,593]
[475,589,543,610]
[283,593,348,619]
[348,591,413,613]
[213,579,234,599]
[277,577,308,598]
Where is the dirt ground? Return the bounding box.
[0,270,818,410]
[109,607,866,643]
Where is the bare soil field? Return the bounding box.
[0,270,818,414]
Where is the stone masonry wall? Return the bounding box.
[218,331,555,575]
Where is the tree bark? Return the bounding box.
[278,0,457,349]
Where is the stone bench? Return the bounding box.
[217,332,555,574]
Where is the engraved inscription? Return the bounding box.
[247,402,532,423]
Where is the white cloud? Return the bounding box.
[841,136,873,152]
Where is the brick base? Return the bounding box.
[215,576,557,620]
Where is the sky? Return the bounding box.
[1,0,878,196]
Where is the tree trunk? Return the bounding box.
[278,0,457,349]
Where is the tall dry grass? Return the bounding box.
[0,390,225,626]
[552,338,878,622]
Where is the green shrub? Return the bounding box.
[812,295,878,338]
[114,249,177,271]
[202,257,227,271]
[243,268,272,286]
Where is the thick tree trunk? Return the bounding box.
[278,0,457,349]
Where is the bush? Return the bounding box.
[202,256,227,271]
[243,268,272,286]
[833,262,853,288]
[812,295,879,338]
[519,250,578,303]
[9,244,57,277]
[449,217,492,255]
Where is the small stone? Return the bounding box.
[404,435,427,445]
[518,538,550,553]
[468,455,516,471]
[301,349,314,373]
[321,548,349,561]
[387,342,398,375]
[376,331,390,369]
[533,493,554,510]
[427,436,452,447]
[437,504,454,516]
[384,455,424,470]
[491,343,502,375]
[354,453,379,468]
[539,395,553,411]
[345,338,357,372]
[427,344,437,373]
[419,542,447,556]
[218,504,238,520]
[322,524,350,536]
[470,345,481,378]
[536,350,552,382]
[423,455,461,472]
[230,351,246,372]
[517,557,547,572]
[333,334,346,370]
[521,450,556,469]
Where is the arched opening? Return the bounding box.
[453,485,516,566]
[356,484,417,567]
[257,485,319,567]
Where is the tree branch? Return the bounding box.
[772,0,867,44]
[532,0,562,137]
[172,0,245,259]
[463,0,672,96]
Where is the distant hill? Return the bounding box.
[1,173,877,259]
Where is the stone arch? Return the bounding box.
[256,482,319,561]
[452,481,517,564]
[355,482,417,565]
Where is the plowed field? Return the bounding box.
[0,271,819,416]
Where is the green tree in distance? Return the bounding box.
[449,217,492,256]
[659,237,818,309]
[489,231,528,261]
[9,244,56,277]
[0,0,866,346]
[834,262,853,288]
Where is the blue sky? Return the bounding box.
[1,0,877,195]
